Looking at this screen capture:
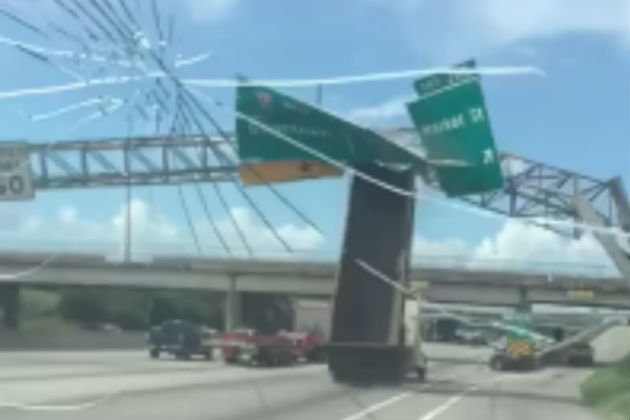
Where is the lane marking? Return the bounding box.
[415,366,559,420]
[0,391,122,411]
[416,385,479,420]
[340,392,412,420]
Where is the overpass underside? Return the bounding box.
[0,259,628,330]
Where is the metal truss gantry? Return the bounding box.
[28,131,630,235]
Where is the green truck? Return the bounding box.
[490,314,538,371]
[148,320,216,360]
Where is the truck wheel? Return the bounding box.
[329,366,353,384]
[308,347,326,363]
[415,367,426,382]
[271,354,280,367]
[490,355,504,371]
[203,349,212,360]
[176,351,191,360]
[284,352,296,366]
[267,355,276,367]
[523,357,537,371]
[150,348,160,359]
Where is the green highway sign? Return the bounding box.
[236,85,427,171]
[413,59,477,97]
[407,61,503,197]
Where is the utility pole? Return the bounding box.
[315,84,323,106]
[125,168,131,262]
[124,118,132,262]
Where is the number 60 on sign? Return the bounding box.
[0,143,34,201]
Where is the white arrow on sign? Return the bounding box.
[483,148,495,165]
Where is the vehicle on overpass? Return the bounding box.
[455,328,487,346]
[148,320,216,360]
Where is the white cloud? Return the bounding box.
[196,206,325,256]
[0,198,614,273]
[0,200,324,260]
[348,95,413,125]
[185,0,240,23]
[110,200,179,243]
[501,157,531,177]
[58,207,77,224]
[368,0,629,60]
[471,220,607,263]
[465,0,629,46]
[413,236,468,257]
[413,219,614,274]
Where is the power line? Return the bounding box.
[174,97,253,256]
[190,88,323,236]
[177,94,292,253]
[169,111,202,255]
[145,51,321,240]
[150,0,164,43]
[53,0,102,42]
[176,184,201,255]
[16,2,309,255]
[116,0,139,29]
[171,100,233,256]
[0,8,48,38]
[67,0,118,43]
[124,115,134,262]
[193,181,232,256]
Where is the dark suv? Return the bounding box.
[148,320,215,360]
[565,342,595,367]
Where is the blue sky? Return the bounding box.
[0,0,627,271]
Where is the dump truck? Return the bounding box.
[327,165,426,384]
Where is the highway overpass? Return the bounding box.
[0,252,628,330]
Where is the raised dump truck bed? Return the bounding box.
[328,165,423,384]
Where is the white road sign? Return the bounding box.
[0,142,34,201]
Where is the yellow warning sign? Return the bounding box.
[507,340,534,358]
[239,160,342,185]
[567,289,595,300]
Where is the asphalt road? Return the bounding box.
[0,344,603,420]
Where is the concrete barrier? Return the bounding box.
[0,330,146,350]
[592,326,630,363]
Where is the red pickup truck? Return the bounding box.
[215,329,326,366]
[278,331,326,362]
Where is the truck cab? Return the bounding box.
[403,297,427,381]
[148,320,215,360]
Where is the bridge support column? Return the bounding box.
[517,286,531,313]
[0,283,20,330]
[224,276,242,332]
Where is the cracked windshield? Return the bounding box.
[0,0,629,419]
